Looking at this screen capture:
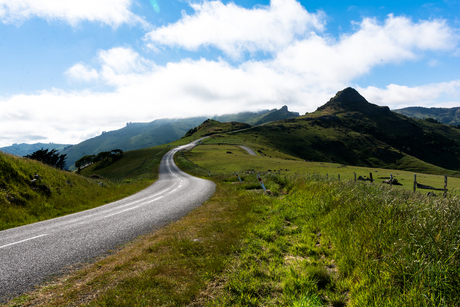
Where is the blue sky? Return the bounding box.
[0,0,459,146]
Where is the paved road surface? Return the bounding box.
[239,145,257,156]
[0,139,215,302]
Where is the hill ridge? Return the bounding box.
[317,87,391,116]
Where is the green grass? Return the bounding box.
[3,160,257,307]
[0,146,167,230]
[193,175,460,306]
[184,144,460,194]
[3,143,459,306]
[79,146,169,182]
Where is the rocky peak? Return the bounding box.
[317,87,390,115]
[332,87,368,105]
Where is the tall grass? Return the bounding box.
[209,175,460,306]
[315,179,460,306]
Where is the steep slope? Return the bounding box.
[61,117,207,168]
[249,105,300,125]
[226,88,460,174]
[0,151,111,230]
[394,106,460,126]
[182,119,251,139]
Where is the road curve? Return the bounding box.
[239,145,257,156]
[0,139,215,302]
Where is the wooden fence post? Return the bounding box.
[369,172,373,183]
[354,172,356,182]
[338,174,340,181]
[413,174,417,192]
[444,175,448,198]
[390,174,393,188]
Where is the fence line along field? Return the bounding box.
[182,144,460,194]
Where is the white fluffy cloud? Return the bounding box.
[0,0,147,27]
[270,15,458,89]
[1,0,460,146]
[66,64,99,82]
[358,81,460,109]
[145,0,326,58]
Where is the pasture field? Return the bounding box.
[184,144,460,194]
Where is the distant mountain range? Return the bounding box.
[0,143,72,157]
[394,106,460,126]
[1,106,299,168]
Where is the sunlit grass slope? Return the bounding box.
[0,146,167,231]
[78,146,169,182]
[183,143,460,193]
[183,146,460,306]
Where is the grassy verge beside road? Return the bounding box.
[200,175,459,306]
[0,146,168,230]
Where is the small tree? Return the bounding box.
[75,155,95,168]
[25,148,67,170]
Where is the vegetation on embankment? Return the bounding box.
[0,146,168,231]
[78,146,169,182]
[5,149,459,306]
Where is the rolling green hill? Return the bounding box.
[182,119,251,138]
[61,117,206,169]
[394,106,460,126]
[61,106,299,168]
[188,88,460,175]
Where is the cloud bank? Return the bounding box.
[145,0,326,58]
[0,0,147,27]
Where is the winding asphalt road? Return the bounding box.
[239,145,257,156]
[0,139,215,302]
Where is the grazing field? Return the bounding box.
[183,144,460,194]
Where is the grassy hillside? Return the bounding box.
[182,119,251,139]
[61,117,207,169]
[181,144,460,193]
[245,105,299,125]
[0,146,167,231]
[62,106,299,169]
[194,88,460,175]
[394,106,460,126]
[78,145,170,181]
